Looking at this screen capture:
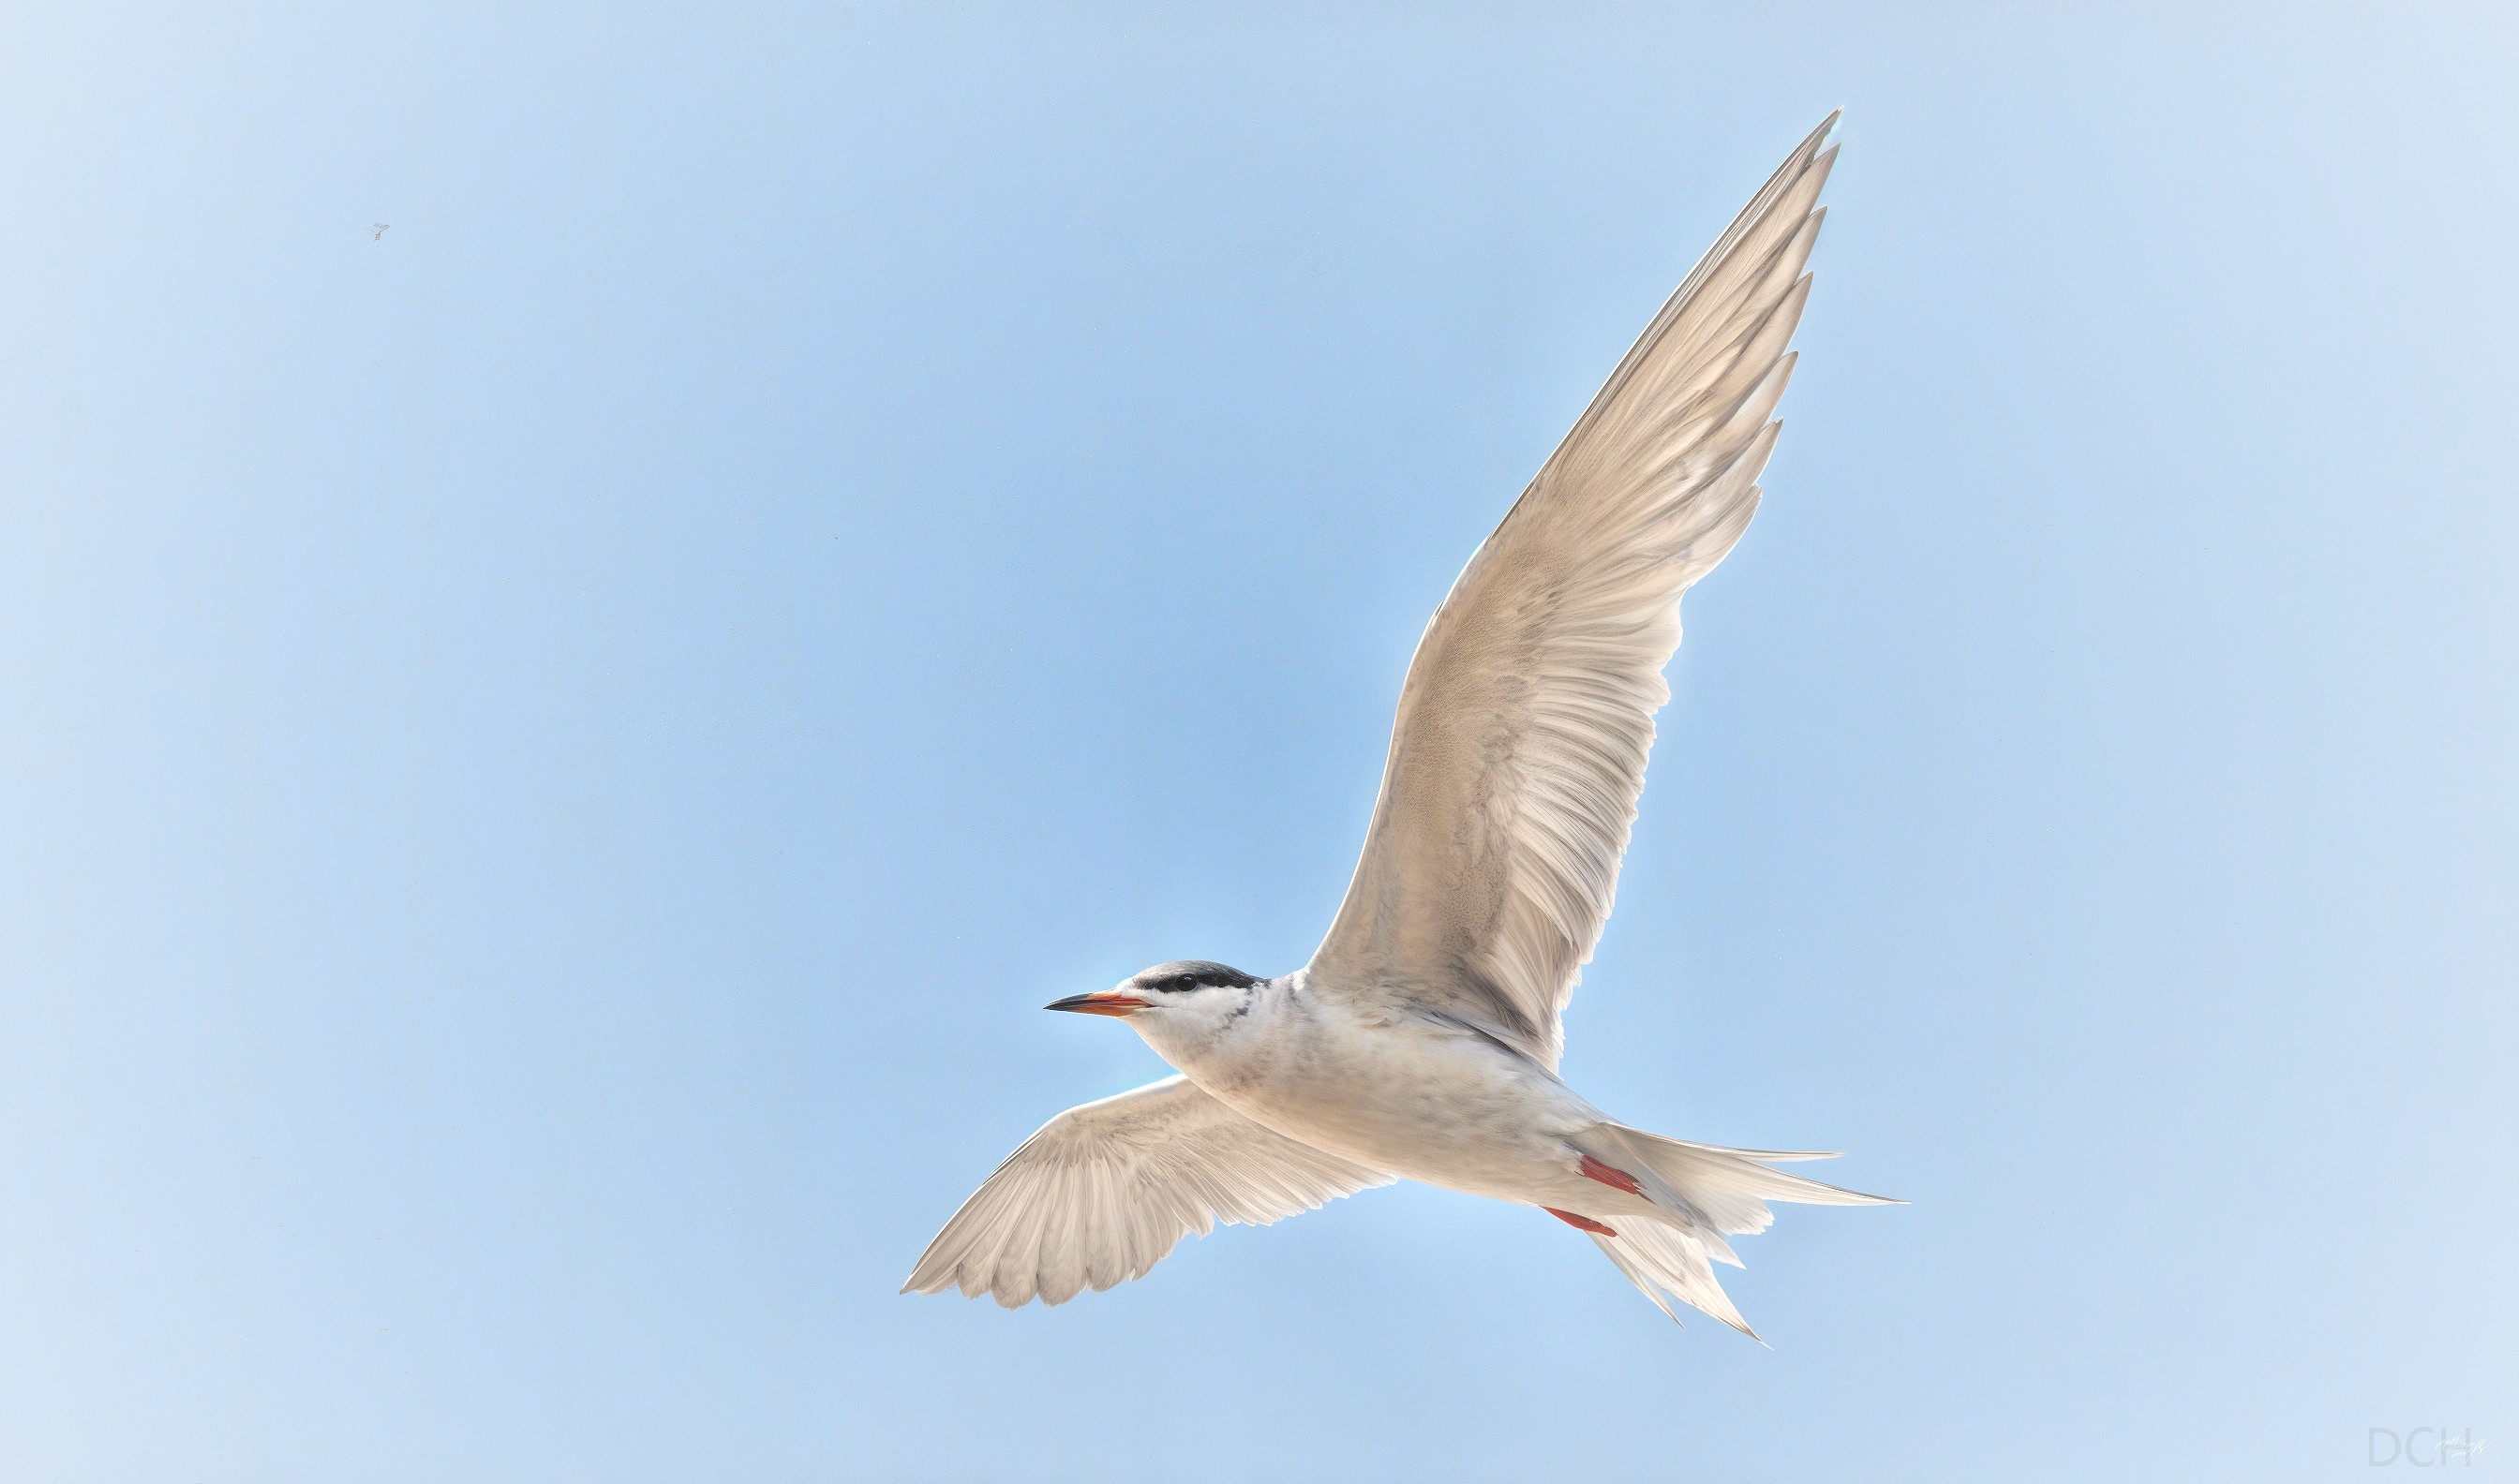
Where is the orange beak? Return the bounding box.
[1044,991,1149,1017]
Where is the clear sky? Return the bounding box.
[3,5,2512,1481]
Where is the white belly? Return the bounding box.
[1185,1002,1600,1205]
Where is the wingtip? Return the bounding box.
[1804,112,1844,168]
[1793,111,1843,175]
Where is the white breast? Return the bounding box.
[1154,974,1602,1203]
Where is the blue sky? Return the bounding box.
[3,5,2512,1480]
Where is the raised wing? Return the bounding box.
[1307,115,1839,1070]
[902,1076,1392,1307]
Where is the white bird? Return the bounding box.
[903,113,1894,1335]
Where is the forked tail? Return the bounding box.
[1573,1122,1900,1338]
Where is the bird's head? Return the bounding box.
[1046,960,1264,1050]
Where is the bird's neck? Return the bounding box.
[1135,975,1298,1086]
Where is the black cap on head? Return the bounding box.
[1131,960,1260,992]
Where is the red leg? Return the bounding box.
[1579,1153,1644,1195]
[1543,1207,1617,1237]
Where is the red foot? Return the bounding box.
[1544,1207,1617,1237]
[1579,1154,1644,1195]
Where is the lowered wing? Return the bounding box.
[902,1075,1392,1307]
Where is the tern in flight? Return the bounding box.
[904,113,1894,1334]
